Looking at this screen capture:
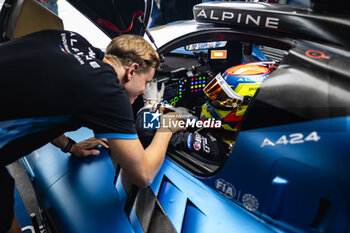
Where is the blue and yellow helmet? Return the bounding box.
[201,61,275,131]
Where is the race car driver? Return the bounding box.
[0,31,184,233]
[136,61,275,162]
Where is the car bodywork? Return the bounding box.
[1,0,350,232]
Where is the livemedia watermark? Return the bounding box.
[143,111,221,130]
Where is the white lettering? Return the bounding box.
[222,11,234,21]
[186,119,196,128]
[178,121,184,127]
[162,118,169,127]
[171,120,177,128]
[237,13,242,23]
[90,61,100,68]
[196,120,203,128]
[246,15,260,26]
[215,179,236,199]
[60,33,101,68]
[262,132,321,147]
[74,54,84,65]
[197,9,207,18]
[261,138,275,147]
[265,17,279,29]
[203,119,210,128]
[210,10,219,20]
[88,47,96,58]
[275,135,288,145]
[214,52,224,57]
[216,179,223,189]
[203,137,210,153]
[289,133,304,144]
[70,38,78,47]
[225,186,233,197]
[61,33,70,53]
[144,122,154,128]
[196,9,281,30]
[304,131,321,142]
[162,118,221,129]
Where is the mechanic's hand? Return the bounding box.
[143,79,165,106]
[70,137,109,158]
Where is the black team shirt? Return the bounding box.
[0,30,137,165]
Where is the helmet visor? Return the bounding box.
[203,73,245,108]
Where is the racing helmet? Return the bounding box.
[200,61,275,131]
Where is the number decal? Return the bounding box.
[261,132,321,147]
[261,138,275,147]
[275,135,289,145]
[304,131,321,142]
[289,133,304,144]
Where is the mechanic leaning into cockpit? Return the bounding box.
[136,61,275,163]
[0,30,184,233]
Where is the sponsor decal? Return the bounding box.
[60,32,100,69]
[193,141,201,151]
[242,193,259,211]
[305,50,330,59]
[186,41,227,51]
[187,133,193,149]
[211,50,227,59]
[196,133,211,153]
[215,178,236,199]
[195,8,280,29]
[215,178,260,212]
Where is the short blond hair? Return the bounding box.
[105,34,160,73]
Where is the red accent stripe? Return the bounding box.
[97,10,144,33]
[222,111,243,123]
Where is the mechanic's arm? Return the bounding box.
[108,111,184,188]
[108,130,172,188]
[51,134,109,157]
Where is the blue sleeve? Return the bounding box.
[94,133,138,140]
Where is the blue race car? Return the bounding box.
[1,0,349,232]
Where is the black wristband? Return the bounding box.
[61,137,76,153]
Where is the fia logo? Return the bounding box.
[215,178,260,212]
[215,178,236,199]
[143,111,161,129]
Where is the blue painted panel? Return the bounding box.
[157,179,187,232]
[24,128,98,195]
[152,159,275,233]
[263,159,348,232]
[41,151,133,233]
[23,128,136,233]
[23,113,350,233]
[200,116,350,232]
[181,203,207,233]
[14,187,33,228]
